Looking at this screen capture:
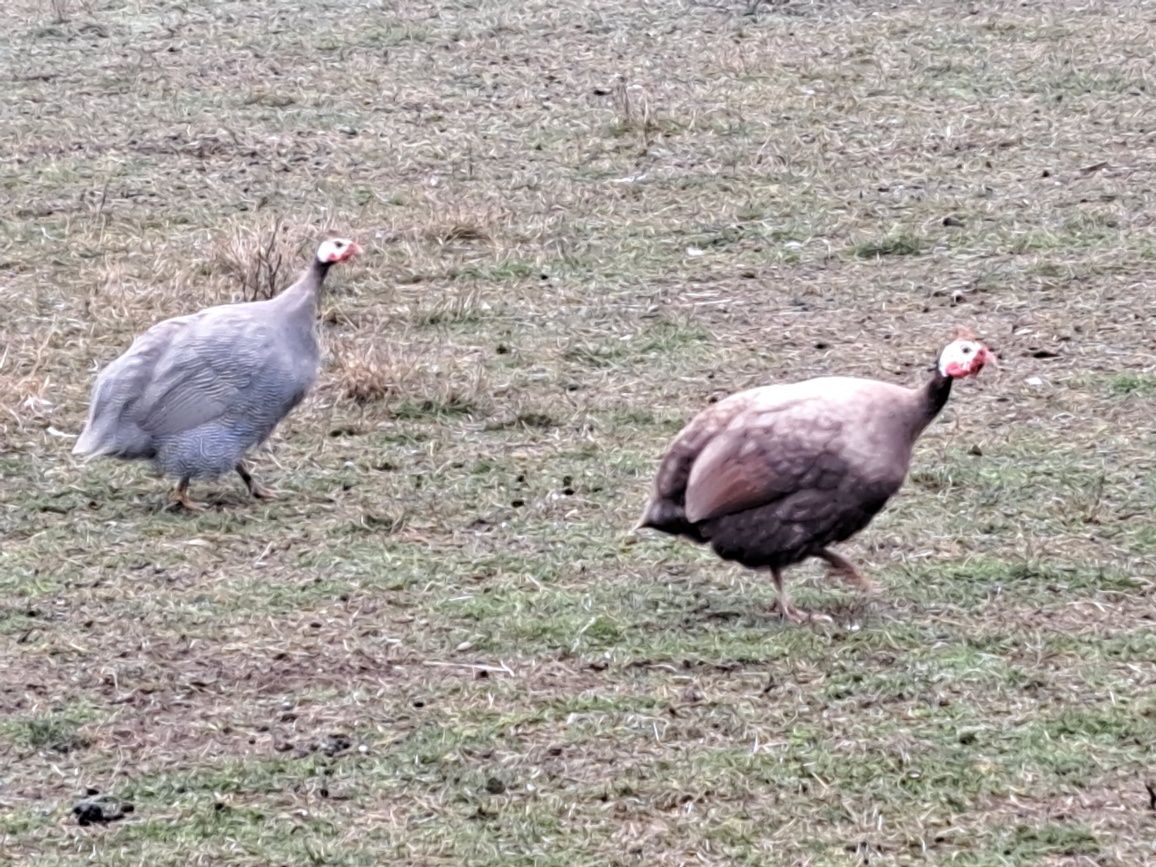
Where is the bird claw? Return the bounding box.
[785,609,834,625]
[167,492,208,512]
[236,463,277,500]
[819,549,879,594]
[249,484,278,500]
[828,568,881,595]
[774,600,833,625]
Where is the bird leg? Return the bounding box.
[169,477,208,512]
[771,568,832,624]
[819,548,879,594]
[236,462,277,500]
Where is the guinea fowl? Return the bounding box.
[74,238,361,510]
[636,334,992,622]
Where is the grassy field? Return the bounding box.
[2,0,1154,863]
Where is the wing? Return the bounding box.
[684,406,847,523]
[636,389,763,532]
[129,311,280,435]
[684,398,907,525]
[75,316,194,456]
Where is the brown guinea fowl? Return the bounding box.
[635,334,993,623]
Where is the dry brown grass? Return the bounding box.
[214,216,312,302]
[330,342,409,406]
[0,371,55,441]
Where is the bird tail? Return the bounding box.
[632,496,662,534]
[72,423,121,458]
[633,498,696,536]
[72,428,98,456]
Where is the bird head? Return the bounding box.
[316,238,361,265]
[938,329,993,379]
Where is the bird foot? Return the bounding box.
[819,550,880,595]
[830,569,881,595]
[249,483,278,500]
[235,463,277,500]
[785,608,834,625]
[168,490,208,512]
[774,599,833,625]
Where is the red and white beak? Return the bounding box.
[334,241,361,263]
[974,346,996,375]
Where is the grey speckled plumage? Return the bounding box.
[636,336,993,623]
[74,238,361,508]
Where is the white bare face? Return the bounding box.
[938,338,991,379]
[316,238,360,264]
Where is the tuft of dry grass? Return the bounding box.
[330,342,417,406]
[417,202,508,248]
[213,216,333,302]
[329,338,492,420]
[48,0,71,24]
[610,75,670,144]
[0,371,55,441]
[409,283,485,326]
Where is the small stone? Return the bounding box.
[321,734,353,757]
[73,794,132,826]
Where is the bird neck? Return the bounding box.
[276,259,332,318]
[917,367,954,431]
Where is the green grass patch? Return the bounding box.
[852,231,927,258]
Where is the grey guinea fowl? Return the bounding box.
[635,333,993,623]
[73,237,361,510]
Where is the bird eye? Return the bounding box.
[334,241,344,248]
[962,346,972,354]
